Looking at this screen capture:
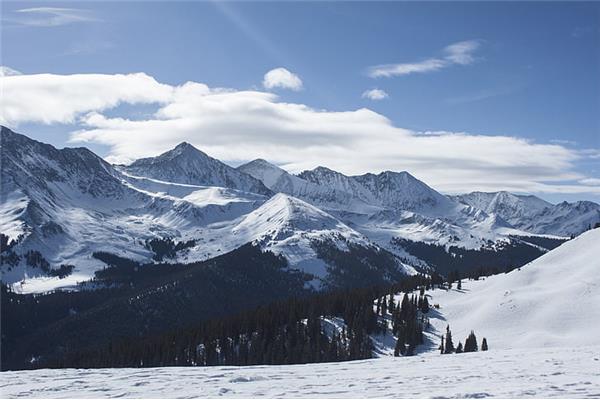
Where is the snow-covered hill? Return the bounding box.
[425,228,600,349]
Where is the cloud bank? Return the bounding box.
[368,40,481,78]
[1,70,598,196]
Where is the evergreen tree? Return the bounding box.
[456,342,463,353]
[388,293,395,312]
[440,335,445,354]
[481,337,488,351]
[464,331,478,352]
[420,296,429,314]
[444,325,455,354]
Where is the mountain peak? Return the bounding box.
[174,141,194,150]
[123,144,271,194]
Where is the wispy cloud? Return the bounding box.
[362,88,389,101]
[263,68,303,91]
[579,178,600,186]
[10,7,96,27]
[368,40,481,78]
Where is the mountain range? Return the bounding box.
[2,126,599,293]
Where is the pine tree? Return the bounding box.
[444,325,455,354]
[456,342,463,353]
[481,337,488,351]
[420,296,429,314]
[394,337,405,357]
[440,335,445,354]
[388,294,395,312]
[464,331,478,352]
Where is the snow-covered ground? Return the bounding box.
[2,229,599,398]
[2,347,599,398]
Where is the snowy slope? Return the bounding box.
[424,228,600,349]
[122,142,271,195]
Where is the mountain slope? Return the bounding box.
[122,142,271,195]
[454,191,600,236]
[237,159,377,213]
[1,128,270,291]
[195,193,416,286]
[427,228,600,349]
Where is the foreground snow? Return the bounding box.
[2,346,599,398]
[424,228,600,349]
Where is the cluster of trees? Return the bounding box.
[144,238,197,262]
[311,239,410,290]
[0,235,73,278]
[392,236,561,278]
[391,292,428,356]
[1,232,23,267]
[440,325,488,354]
[37,275,434,369]
[24,250,73,278]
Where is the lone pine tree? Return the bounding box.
[444,325,455,354]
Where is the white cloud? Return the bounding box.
[0,72,173,125]
[263,67,303,91]
[1,70,597,196]
[11,7,96,27]
[0,66,22,77]
[368,40,481,78]
[362,88,389,101]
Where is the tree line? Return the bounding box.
[39,275,436,369]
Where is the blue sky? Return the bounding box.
[1,1,599,202]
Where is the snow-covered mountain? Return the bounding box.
[299,167,455,214]
[122,142,272,195]
[237,159,377,213]
[1,128,411,292]
[243,161,511,251]
[3,127,597,293]
[454,191,600,236]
